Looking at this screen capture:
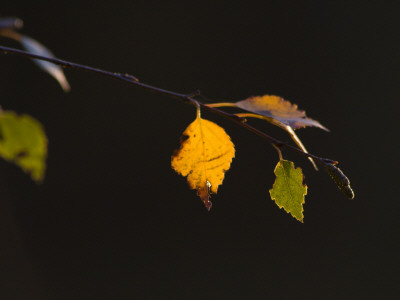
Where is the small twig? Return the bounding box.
[0,45,336,167]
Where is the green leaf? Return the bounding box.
[0,111,47,182]
[269,159,307,222]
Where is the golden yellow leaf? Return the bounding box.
[171,113,235,210]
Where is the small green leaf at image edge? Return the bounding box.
[0,111,47,182]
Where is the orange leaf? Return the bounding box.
[171,113,235,210]
[235,95,328,131]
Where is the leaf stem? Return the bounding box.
[206,102,237,108]
[272,144,283,161]
[0,45,336,167]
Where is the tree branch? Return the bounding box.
[0,45,336,167]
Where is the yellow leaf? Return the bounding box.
[171,113,235,210]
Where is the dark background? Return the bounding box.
[1,1,399,299]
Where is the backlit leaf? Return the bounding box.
[0,111,47,182]
[270,159,307,222]
[171,112,235,210]
[235,95,328,131]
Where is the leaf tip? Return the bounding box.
[198,181,212,211]
[53,71,71,93]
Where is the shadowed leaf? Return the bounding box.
[20,35,70,92]
[0,26,70,92]
[270,159,307,222]
[171,112,235,210]
[0,111,47,182]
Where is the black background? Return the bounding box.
[1,1,399,299]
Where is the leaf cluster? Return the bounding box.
[0,16,354,222]
[172,95,354,222]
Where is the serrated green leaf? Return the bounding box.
[269,159,307,222]
[0,111,47,182]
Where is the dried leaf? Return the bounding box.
[270,159,307,222]
[0,111,47,182]
[20,35,70,92]
[235,95,328,131]
[171,113,235,210]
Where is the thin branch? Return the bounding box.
[0,45,336,167]
[0,45,141,82]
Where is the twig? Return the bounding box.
[0,45,336,167]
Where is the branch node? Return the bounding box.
[232,114,246,123]
[120,73,139,82]
[186,89,201,98]
[322,158,339,165]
